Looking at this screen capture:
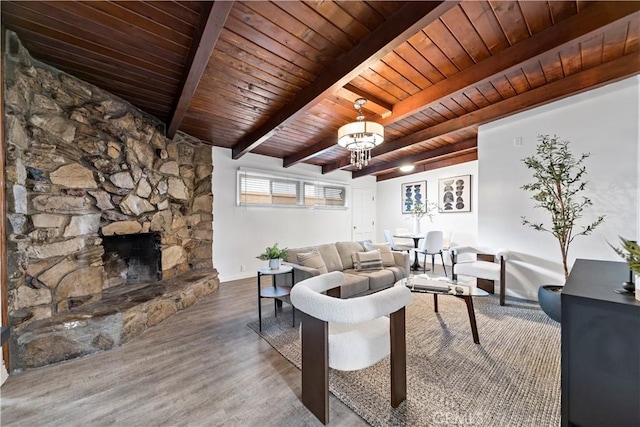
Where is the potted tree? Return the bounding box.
[521,134,605,321]
[257,242,289,270]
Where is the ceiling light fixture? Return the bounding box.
[337,98,384,169]
[399,165,415,172]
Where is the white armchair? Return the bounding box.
[290,271,413,424]
[450,246,510,306]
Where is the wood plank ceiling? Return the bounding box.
[2,1,639,181]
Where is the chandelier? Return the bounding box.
[337,98,384,169]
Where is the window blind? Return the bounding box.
[237,169,347,209]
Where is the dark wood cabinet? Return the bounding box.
[562,259,640,427]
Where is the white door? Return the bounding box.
[352,188,374,242]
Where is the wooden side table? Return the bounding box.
[257,265,295,331]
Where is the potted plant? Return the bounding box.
[257,242,289,270]
[610,237,640,300]
[521,134,605,321]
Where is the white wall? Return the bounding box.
[376,161,479,254]
[212,147,376,282]
[478,76,639,301]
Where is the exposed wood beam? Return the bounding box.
[231,1,458,159]
[352,138,477,178]
[376,151,478,182]
[323,52,640,174]
[167,1,234,138]
[381,1,640,125]
[343,83,393,115]
[283,136,336,168]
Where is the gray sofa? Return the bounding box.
[284,241,410,298]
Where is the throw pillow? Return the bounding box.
[352,250,384,271]
[364,242,395,267]
[297,249,328,274]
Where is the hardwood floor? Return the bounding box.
[0,276,366,426]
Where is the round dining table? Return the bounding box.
[393,232,429,271]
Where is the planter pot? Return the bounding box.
[538,285,563,322]
[269,258,281,270]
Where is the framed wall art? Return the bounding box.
[438,175,471,213]
[401,181,427,214]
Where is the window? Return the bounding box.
[237,169,347,209]
[304,183,346,207]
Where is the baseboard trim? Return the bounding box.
[220,272,255,283]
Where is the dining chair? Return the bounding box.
[384,229,413,252]
[394,227,413,247]
[414,230,446,276]
[442,230,453,252]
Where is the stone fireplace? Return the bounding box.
[3,32,219,371]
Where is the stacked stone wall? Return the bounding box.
[3,31,215,369]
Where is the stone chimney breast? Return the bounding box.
[3,30,217,372]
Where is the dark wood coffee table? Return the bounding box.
[399,276,488,344]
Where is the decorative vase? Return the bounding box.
[538,285,563,322]
[618,270,638,299]
[412,217,421,235]
[269,258,281,270]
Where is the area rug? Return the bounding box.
[248,294,561,427]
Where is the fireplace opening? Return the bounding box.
[102,232,162,287]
